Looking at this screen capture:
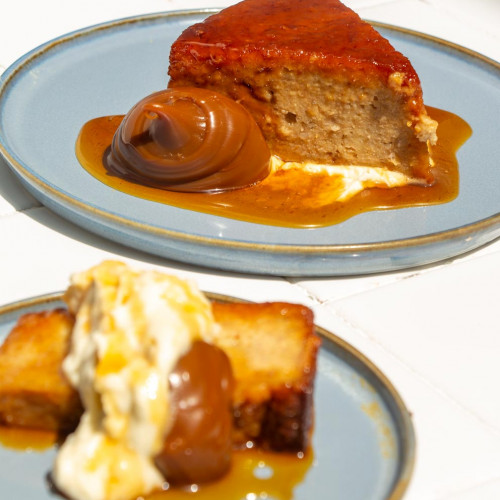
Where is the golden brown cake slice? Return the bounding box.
[0,302,319,452]
[168,0,437,183]
[0,309,82,432]
[212,301,319,451]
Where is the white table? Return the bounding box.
[1,1,499,499]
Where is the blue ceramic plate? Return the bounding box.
[0,292,414,500]
[0,10,499,276]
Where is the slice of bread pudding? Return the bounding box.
[0,301,319,452]
[168,0,437,184]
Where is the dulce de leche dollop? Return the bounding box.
[106,88,271,192]
[155,340,234,486]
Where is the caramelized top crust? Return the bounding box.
[170,0,420,90]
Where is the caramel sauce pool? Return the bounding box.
[76,107,470,228]
[148,448,313,500]
[0,426,313,500]
[0,425,58,451]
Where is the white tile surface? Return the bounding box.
[356,0,500,61]
[0,207,309,307]
[328,251,500,432]
[0,1,237,72]
[442,477,500,500]
[0,0,499,498]
[312,304,500,500]
[292,238,500,303]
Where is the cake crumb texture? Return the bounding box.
[168,0,438,182]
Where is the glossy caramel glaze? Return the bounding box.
[76,107,471,228]
[148,448,313,500]
[0,425,58,451]
[169,0,422,107]
[106,88,270,192]
[2,427,313,500]
[155,341,234,485]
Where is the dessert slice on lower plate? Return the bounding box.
[0,301,319,450]
[0,261,320,499]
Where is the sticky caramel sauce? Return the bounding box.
[0,339,314,498]
[0,426,313,500]
[76,107,470,228]
[147,448,314,500]
[0,425,58,451]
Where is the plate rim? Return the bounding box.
[0,9,499,274]
[0,290,416,499]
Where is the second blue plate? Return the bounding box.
[0,10,499,276]
[0,292,415,499]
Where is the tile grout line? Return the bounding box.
[352,0,402,8]
[284,279,328,308]
[291,239,500,307]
